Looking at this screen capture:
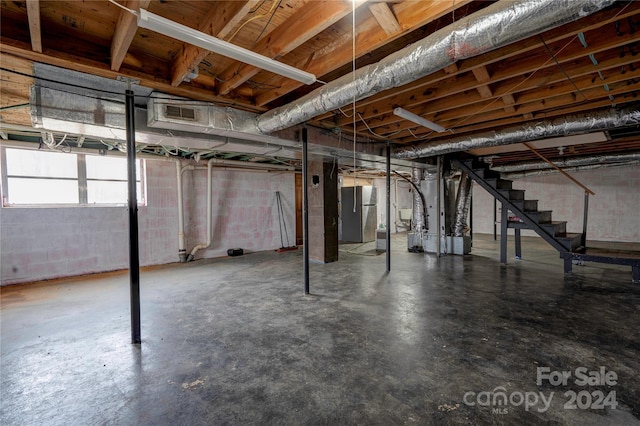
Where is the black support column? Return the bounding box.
[126,89,141,344]
[500,202,508,265]
[302,128,309,294]
[386,143,391,272]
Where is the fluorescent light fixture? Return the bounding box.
[393,107,446,133]
[137,9,316,85]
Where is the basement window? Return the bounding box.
[1,147,146,207]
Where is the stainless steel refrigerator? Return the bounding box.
[341,186,377,243]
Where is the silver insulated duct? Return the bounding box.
[256,0,614,134]
[502,161,640,180]
[493,153,640,173]
[394,106,640,159]
[412,168,425,232]
[453,173,472,237]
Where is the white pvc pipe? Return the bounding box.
[176,159,187,262]
[187,159,214,261]
[209,158,294,170]
[181,159,296,261]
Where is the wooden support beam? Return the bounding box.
[0,38,265,112]
[368,2,402,36]
[170,0,259,87]
[26,0,42,53]
[319,2,640,123]
[110,0,151,72]
[502,93,517,113]
[396,84,637,142]
[217,0,357,95]
[472,66,492,98]
[443,63,458,74]
[343,26,639,130]
[254,0,473,106]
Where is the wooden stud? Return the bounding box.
[472,66,493,98]
[26,0,42,53]
[502,93,517,113]
[254,0,473,106]
[368,2,402,36]
[110,0,151,72]
[444,63,459,74]
[0,39,265,112]
[170,0,260,87]
[217,0,356,95]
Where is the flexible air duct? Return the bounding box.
[502,160,640,179]
[256,0,614,134]
[492,153,640,173]
[453,173,472,237]
[412,168,425,232]
[394,106,640,159]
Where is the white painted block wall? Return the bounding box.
[471,164,640,243]
[182,168,295,260]
[0,159,295,285]
[372,177,414,234]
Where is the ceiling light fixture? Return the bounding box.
[393,107,446,133]
[137,9,317,85]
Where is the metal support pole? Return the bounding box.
[436,157,441,257]
[493,198,497,241]
[515,228,522,259]
[470,195,473,244]
[500,202,508,264]
[386,143,391,272]
[126,89,141,344]
[302,128,309,294]
[582,192,589,248]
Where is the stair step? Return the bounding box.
[485,178,513,190]
[463,158,489,169]
[512,199,538,211]
[472,168,500,179]
[541,221,567,237]
[556,232,583,252]
[525,210,553,224]
[498,189,525,200]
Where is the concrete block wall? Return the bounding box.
[0,158,178,285]
[471,164,640,243]
[182,167,295,260]
[1,158,296,285]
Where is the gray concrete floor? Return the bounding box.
[1,233,639,425]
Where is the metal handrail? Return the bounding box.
[522,142,593,248]
[522,143,595,195]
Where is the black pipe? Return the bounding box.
[126,89,141,344]
[386,143,391,272]
[302,128,309,294]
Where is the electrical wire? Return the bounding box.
[435,1,634,137]
[227,0,280,42]
[357,112,402,138]
[251,0,282,48]
[538,35,589,101]
[108,0,137,16]
[352,0,357,212]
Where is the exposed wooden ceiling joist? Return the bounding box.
[110,0,151,72]
[170,0,259,87]
[1,0,640,167]
[25,0,42,53]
